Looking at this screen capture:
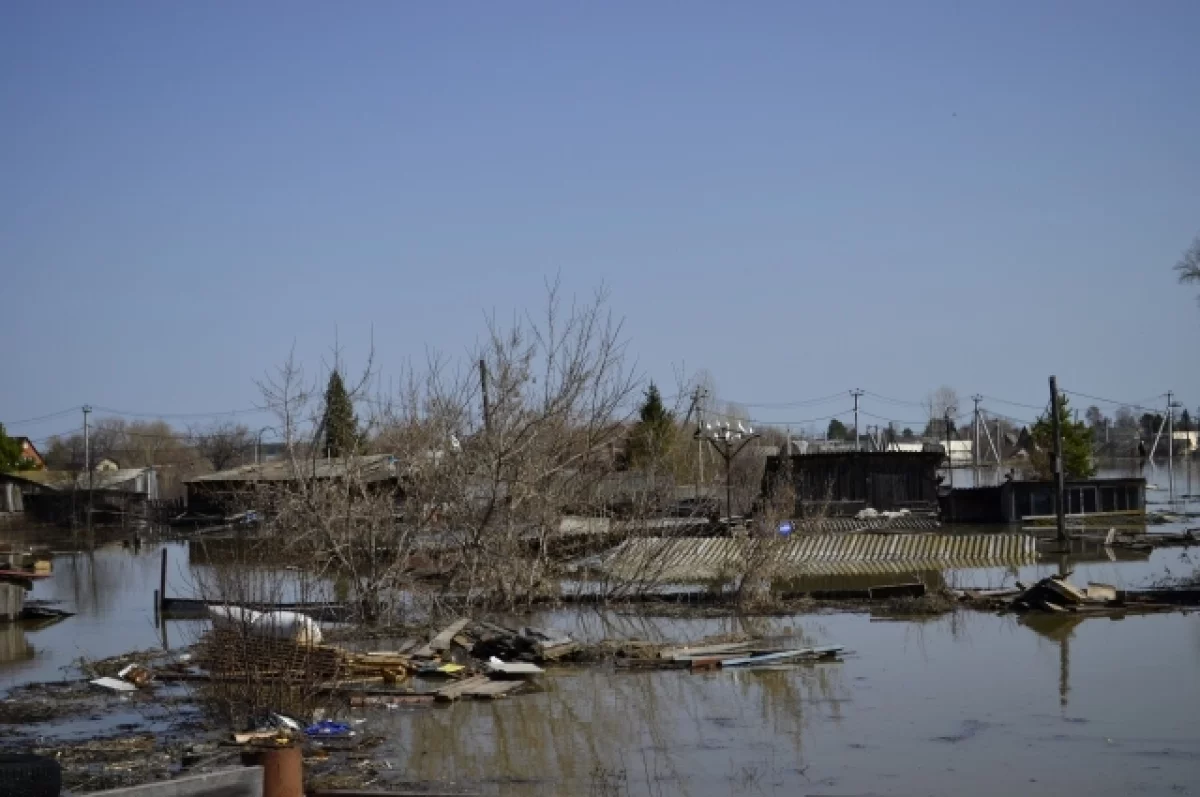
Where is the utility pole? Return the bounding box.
[972,395,982,469]
[851,389,864,452]
[1049,376,1067,546]
[479,359,491,434]
[1167,391,1179,503]
[697,424,760,526]
[944,406,956,488]
[83,405,92,533]
[682,386,708,499]
[996,418,1003,464]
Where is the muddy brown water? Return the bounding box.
[1,501,1198,796]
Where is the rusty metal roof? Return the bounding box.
[594,533,1038,581]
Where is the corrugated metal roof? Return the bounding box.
[14,468,155,493]
[595,533,1038,581]
[186,454,398,484]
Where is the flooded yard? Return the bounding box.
[1,508,1198,795]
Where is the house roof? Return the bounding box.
[186,454,399,485]
[15,437,43,460]
[10,467,155,492]
[589,533,1039,582]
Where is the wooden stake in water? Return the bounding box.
[1049,376,1068,547]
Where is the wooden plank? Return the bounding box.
[349,693,437,707]
[661,642,752,660]
[434,675,491,702]
[536,640,581,661]
[1041,577,1087,605]
[615,658,689,671]
[867,583,926,600]
[461,679,525,699]
[429,619,472,653]
[722,646,844,668]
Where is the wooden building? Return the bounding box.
[939,477,1146,524]
[184,454,402,517]
[761,451,943,516]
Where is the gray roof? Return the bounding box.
[12,468,157,493]
[186,454,399,485]
[590,533,1038,582]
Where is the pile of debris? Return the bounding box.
[1011,575,1114,613]
[614,635,844,672]
[958,574,1200,616]
[460,620,582,663]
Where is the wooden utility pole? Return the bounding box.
[1049,376,1067,545]
[479,359,491,434]
[851,389,864,452]
[1167,391,1177,502]
[83,404,92,533]
[972,395,982,469]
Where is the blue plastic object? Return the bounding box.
[305,720,352,737]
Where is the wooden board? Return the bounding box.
[434,675,492,702]
[1041,577,1087,605]
[722,646,844,668]
[615,658,690,671]
[429,619,472,653]
[461,679,526,700]
[350,693,437,707]
[661,642,752,660]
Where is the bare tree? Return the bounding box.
[191,422,253,471]
[1176,234,1200,303]
[215,281,644,621]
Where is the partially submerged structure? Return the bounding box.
[0,467,159,525]
[939,477,1146,524]
[761,451,943,516]
[184,454,401,517]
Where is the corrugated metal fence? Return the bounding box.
[598,533,1038,581]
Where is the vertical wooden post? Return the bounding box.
[479,358,491,434]
[1049,376,1068,546]
[159,547,168,611]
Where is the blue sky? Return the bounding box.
[2,1,1198,441]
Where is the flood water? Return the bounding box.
[2,489,1198,796]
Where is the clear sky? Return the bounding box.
[3,1,1198,442]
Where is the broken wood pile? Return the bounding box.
[957,575,1200,616]
[463,620,582,663]
[192,617,564,707]
[198,629,362,680]
[198,630,421,682]
[614,636,844,672]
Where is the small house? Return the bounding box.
[184,454,401,517]
[761,451,943,516]
[939,477,1145,524]
[0,467,160,525]
[14,438,44,469]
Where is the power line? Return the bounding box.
[91,405,269,419]
[979,394,1045,412]
[862,391,925,408]
[2,407,83,427]
[1059,389,1168,413]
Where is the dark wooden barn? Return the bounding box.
[939,477,1146,524]
[760,451,943,516]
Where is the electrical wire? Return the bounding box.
[2,407,83,427]
[979,394,1045,412]
[91,405,269,419]
[862,391,926,408]
[1059,389,1168,413]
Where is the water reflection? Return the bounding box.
[0,623,34,669]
